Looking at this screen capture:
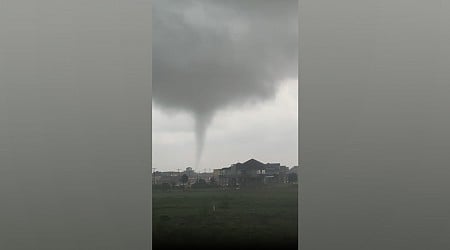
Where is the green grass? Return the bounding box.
[152,184,298,248]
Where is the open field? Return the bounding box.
[152,184,298,250]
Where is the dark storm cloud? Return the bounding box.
[152,0,298,165]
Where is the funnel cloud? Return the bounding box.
[152,0,298,166]
[194,112,212,167]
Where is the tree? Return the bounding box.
[198,178,206,185]
[210,176,216,184]
[181,174,188,186]
[288,173,298,183]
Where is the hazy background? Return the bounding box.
[0,1,151,249]
[301,0,450,249]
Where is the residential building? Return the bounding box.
[215,159,289,186]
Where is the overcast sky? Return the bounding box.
[152,0,298,172]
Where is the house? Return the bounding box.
[181,167,197,184]
[153,171,181,185]
[213,169,221,183]
[215,159,289,186]
[153,167,215,186]
[183,167,195,177]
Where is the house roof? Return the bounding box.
[242,158,266,167]
[215,159,284,172]
[242,158,264,166]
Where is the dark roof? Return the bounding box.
[216,159,284,171]
[242,158,264,165]
[235,159,266,170]
[242,158,265,167]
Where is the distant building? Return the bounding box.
[213,169,221,184]
[289,166,299,174]
[197,172,213,182]
[153,167,214,185]
[153,171,181,185]
[214,159,289,186]
[184,167,194,176]
[153,160,291,186]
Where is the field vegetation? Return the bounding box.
[152,184,298,249]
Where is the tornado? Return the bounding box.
[194,112,213,168]
[152,0,298,166]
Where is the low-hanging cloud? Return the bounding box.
[152,0,298,167]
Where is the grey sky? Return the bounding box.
[152,0,298,172]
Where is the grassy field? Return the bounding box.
[152,184,298,250]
